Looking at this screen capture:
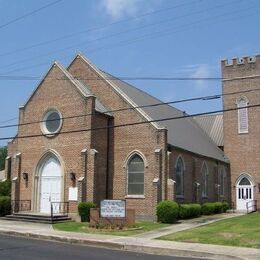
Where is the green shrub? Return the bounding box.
[214,202,224,214]
[0,196,11,216]
[202,202,229,215]
[179,204,201,219]
[222,201,229,212]
[201,202,216,215]
[178,204,190,219]
[78,202,96,222]
[156,200,179,223]
[0,180,11,196]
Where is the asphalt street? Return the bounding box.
[0,234,203,260]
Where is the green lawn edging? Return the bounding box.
[159,212,260,249]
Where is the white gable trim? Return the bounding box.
[73,54,163,130]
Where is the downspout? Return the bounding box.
[105,118,111,199]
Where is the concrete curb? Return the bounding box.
[0,229,244,260]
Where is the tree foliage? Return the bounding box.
[0,146,7,171]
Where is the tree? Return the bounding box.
[0,147,7,171]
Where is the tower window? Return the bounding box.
[237,97,249,134]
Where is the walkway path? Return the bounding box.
[0,213,259,259]
[135,212,243,239]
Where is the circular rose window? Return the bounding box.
[42,110,62,135]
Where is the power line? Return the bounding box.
[0,0,63,30]
[86,3,259,59]
[0,0,198,58]
[2,0,253,74]
[2,0,243,72]
[0,103,259,141]
[1,86,260,130]
[0,117,18,124]
[0,75,259,81]
[1,1,232,71]
[0,75,226,81]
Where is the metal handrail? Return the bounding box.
[50,201,69,222]
[246,200,257,214]
[11,200,31,213]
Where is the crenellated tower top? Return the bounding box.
[221,55,260,79]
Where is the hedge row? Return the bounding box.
[156,200,229,224]
[201,202,229,215]
[179,203,201,219]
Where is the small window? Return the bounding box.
[202,162,208,197]
[175,157,184,197]
[42,110,62,135]
[237,97,248,133]
[127,155,144,195]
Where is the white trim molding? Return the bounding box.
[236,96,249,134]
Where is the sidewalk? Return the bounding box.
[0,213,259,260]
[135,212,243,239]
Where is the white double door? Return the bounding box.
[39,157,62,214]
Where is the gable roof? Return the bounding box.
[99,71,228,163]
[193,114,223,147]
[69,54,228,163]
[69,54,162,129]
[22,61,110,115]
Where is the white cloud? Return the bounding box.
[191,64,211,90]
[175,64,212,90]
[101,0,139,19]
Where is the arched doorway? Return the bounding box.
[236,174,254,211]
[37,155,62,214]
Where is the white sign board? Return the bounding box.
[68,187,78,201]
[100,200,126,218]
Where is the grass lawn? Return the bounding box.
[159,212,260,249]
[53,221,169,236]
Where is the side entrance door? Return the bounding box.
[236,176,253,211]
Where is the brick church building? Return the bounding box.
[7,53,250,220]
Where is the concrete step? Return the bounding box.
[3,213,72,224]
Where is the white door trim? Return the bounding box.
[33,151,64,214]
[236,174,254,211]
[39,156,62,214]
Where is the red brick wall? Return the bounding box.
[222,55,260,207]
[68,56,168,218]
[8,64,96,211]
[168,148,230,204]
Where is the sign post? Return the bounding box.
[89,199,135,227]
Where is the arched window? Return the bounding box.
[237,97,249,133]
[175,157,184,197]
[127,154,144,195]
[220,167,226,196]
[202,162,208,197]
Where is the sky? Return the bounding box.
[0,0,259,146]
